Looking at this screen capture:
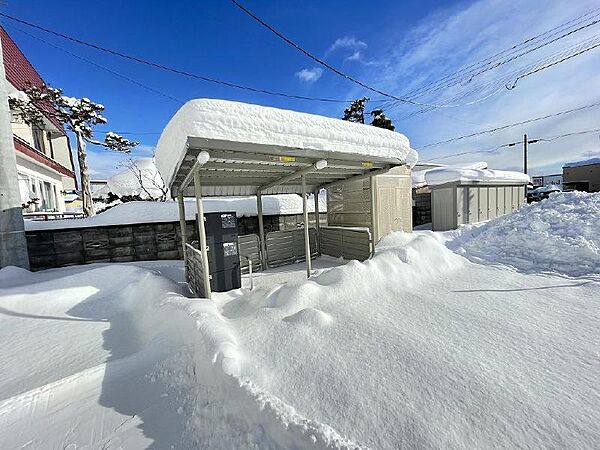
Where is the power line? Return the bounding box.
[229,0,522,110]
[5,24,184,104]
[403,8,600,100]
[0,12,361,104]
[423,127,600,162]
[229,0,412,103]
[507,39,600,89]
[416,101,600,149]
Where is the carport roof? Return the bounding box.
[154,99,418,197]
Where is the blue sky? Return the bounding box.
[3,0,600,179]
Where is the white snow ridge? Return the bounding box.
[1,192,599,448]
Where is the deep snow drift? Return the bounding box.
[448,191,600,277]
[3,192,599,448]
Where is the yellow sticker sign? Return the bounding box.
[275,156,296,162]
[362,161,374,168]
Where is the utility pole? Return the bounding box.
[0,34,29,269]
[523,133,528,175]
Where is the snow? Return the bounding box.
[25,193,327,231]
[412,161,487,188]
[425,166,530,186]
[3,192,599,448]
[154,99,418,187]
[447,191,600,278]
[563,157,600,168]
[102,157,167,200]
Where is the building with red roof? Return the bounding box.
[2,26,76,213]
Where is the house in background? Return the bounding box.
[1,26,76,213]
[562,158,600,192]
[531,173,562,189]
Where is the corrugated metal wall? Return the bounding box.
[327,166,412,243]
[265,228,318,267]
[185,243,206,297]
[320,226,372,261]
[432,184,527,231]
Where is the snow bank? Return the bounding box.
[102,157,166,200]
[206,231,600,448]
[563,156,600,168]
[0,264,360,448]
[425,166,530,186]
[448,191,600,277]
[155,99,418,187]
[412,161,487,188]
[25,193,327,231]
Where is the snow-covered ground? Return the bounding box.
[26,193,327,231]
[2,192,599,448]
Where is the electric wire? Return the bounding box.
[0,12,365,103]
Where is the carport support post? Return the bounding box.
[177,192,188,277]
[302,174,311,278]
[256,191,267,270]
[193,171,212,300]
[313,188,321,255]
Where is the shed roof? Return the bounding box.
[155,99,417,197]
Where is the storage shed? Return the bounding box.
[154,99,418,298]
[425,167,530,231]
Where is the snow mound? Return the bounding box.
[102,157,167,200]
[412,161,487,188]
[425,166,530,186]
[212,231,600,448]
[283,307,333,327]
[155,98,418,187]
[448,191,600,277]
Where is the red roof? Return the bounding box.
[1,26,65,133]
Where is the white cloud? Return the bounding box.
[327,37,367,54]
[75,143,157,181]
[295,67,324,83]
[340,0,600,175]
[345,51,362,62]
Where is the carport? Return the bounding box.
[155,99,417,299]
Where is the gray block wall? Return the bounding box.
[25,213,327,271]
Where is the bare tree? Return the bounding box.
[9,86,137,217]
[117,157,168,202]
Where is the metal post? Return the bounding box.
[370,175,378,253]
[256,191,267,270]
[302,174,311,278]
[177,192,188,277]
[193,171,212,300]
[0,34,29,269]
[523,133,528,175]
[313,188,321,255]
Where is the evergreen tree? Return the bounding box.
[9,86,137,217]
[342,96,370,124]
[369,108,395,131]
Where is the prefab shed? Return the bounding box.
[327,165,412,243]
[426,168,530,231]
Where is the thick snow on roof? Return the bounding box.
[563,157,600,168]
[425,166,530,186]
[25,194,327,231]
[412,161,487,188]
[155,99,418,187]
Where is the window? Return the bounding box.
[32,126,46,154]
[46,131,55,159]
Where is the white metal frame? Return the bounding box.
[171,139,406,298]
